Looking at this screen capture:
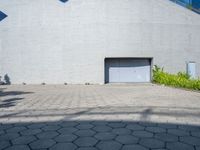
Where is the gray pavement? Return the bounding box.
[0,84,200,150]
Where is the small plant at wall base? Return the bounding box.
[153,65,200,90]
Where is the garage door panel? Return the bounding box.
[105,58,151,83]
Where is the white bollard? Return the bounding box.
[187,61,196,79]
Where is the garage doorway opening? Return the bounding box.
[105,58,153,84]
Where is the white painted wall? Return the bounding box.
[0,0,200,84]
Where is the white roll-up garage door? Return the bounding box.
[105,58,151,83]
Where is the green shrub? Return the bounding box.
[153,65,200,90]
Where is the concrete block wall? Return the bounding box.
[0,0,200,84]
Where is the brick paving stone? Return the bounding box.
[121,144,148,150]
[1,85,200,150]
[76,124,94,129]
[0,141,10,149]
[36,131,59,139]
[94,132,116,140]
[116,135,139,144]
[93,126,112,132]
[139,138,165,149]
[6,126,27,133]
[12,135,36,145]
[112,128,131,135]
[108,122,126,128]
[74,137,98,147]
[180,136,200,146]
[49,143,77,150]
[168,129,190,136]
[145,127,166,133]
[58,127,78,134]
[155,133,178,142]
[191,131,200,138]
[29,139,56,149]
[42,125,60,131]
[126,124,145,131]
[4,145,30,150]
[132,131,153,138]
[0,133,19,140]
[167,142,195,150]
[96,141,122,150]
[20,129,42,135]
[75,129,96,137]
[54,134,77,142]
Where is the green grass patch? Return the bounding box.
[153,65,200,90]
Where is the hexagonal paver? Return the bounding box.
[27,123,46,129]
[58,127,78,134]
[139,122,157,127]
[54,134,77,142]
[60,122,78,127]
[145,127,166,133]
[112,128,131,135]
[0,124,13,130]
[132,131,153,138]
[93,126,112,132]
[178,125,200,131]
[4,145,30,150]
[6,126,26,133]
[76,124,94,129]
[0,130,5,135]
[167,142,195,150]
[77,147,98,150]
[126,124,144,131]
[0,133,19,140]
[155,133,178,142]
[168,129,189,136]
[108,122,126,128]
[36,131,59,139]
[29,139,56,149]
[42,125,60,131]
[95,132,116,140]
[122,144,148,150]
[158,124,177,129]
[96,141,122,150]
[46,122,62,126]
[196,146,200,150]
[12,136,36,145]
[0,141,10,149]
[91,121,108,126]
[139,138,165,149]
[191,131,200,138]
[74,137,98,147]
[75,129,96,137]
[20,129,42,135]
[116,135,139,144]
[50,143,77,150]
[180,136,200,146]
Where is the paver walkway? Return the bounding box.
[0,84,200,150]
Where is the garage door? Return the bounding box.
[105,58,151,83]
